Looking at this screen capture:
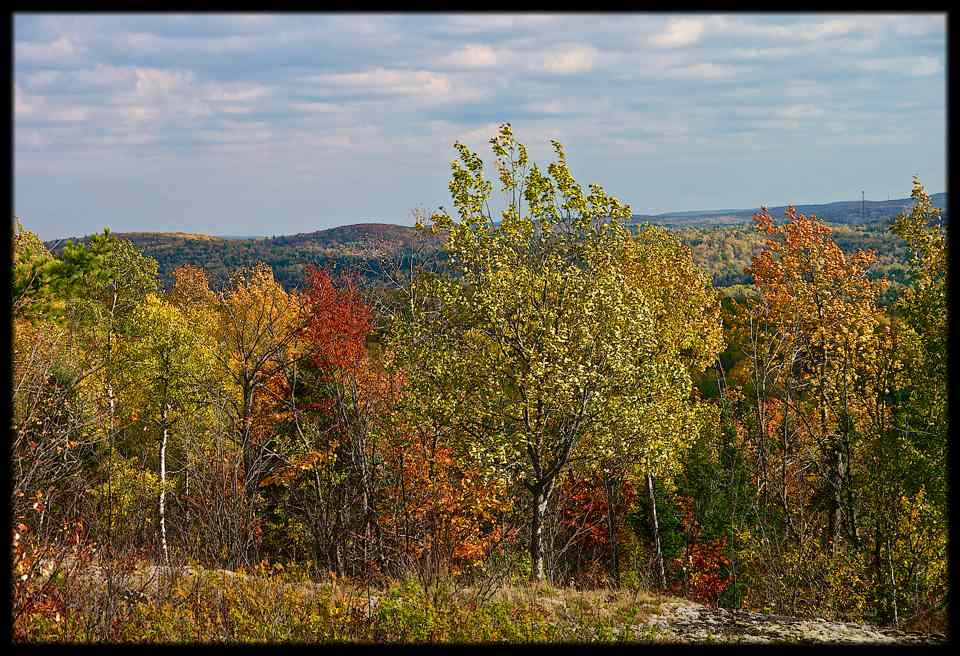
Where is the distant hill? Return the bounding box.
[46,223,430,291]
[267,223,421,248]
[633,192,947,227]
[44,192,944,293]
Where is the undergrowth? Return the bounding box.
[14,560,666,643]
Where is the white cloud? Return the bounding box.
[652,18,705,48]
[71,64,138,90]
[440,43,501,69]
[108,67,214,124]
[23,70,64,89]
[16,128,50,149]
[539,44,598,75]
[728,45,805,61]
[14,84,33,116]
[442,14,564,34]
[859,56,941,76]
[784,80,829,99]
[16,36,84,64]
[892,14,945,37]
[776,104,825,120]
[523,100,569,115]
[806,17,859,39]
[203,83,270,103]
[134,67,193,97]
[314,68,484,103]
[666,62,737,80]
[289,101,341,114]
[14,83,91,123]
[706,15,892,45]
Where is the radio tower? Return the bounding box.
[861,190,865,223]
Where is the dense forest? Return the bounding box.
[12,126,947,643]
[45,215,916,297]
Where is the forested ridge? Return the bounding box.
[12,126,947,643]
[45,215,918,297]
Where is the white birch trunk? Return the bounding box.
[647,472,667,589]
[160,403,170,566]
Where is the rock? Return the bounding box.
[637,600,946,644]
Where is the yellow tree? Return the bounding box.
[199,263,311,565]
[746,207,886,553]
[389,124,722,581]
[589,226,723,586]
[117,294,216,564]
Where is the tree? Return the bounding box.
[590,226,724,586]
[12,218,56,321]
[888,177,947,507]
[746,206,886,552]
[876,178,948,625]
[117,294,216,564]
[258,266,387,575]
[389,124,719,581]
[206,263,310,565]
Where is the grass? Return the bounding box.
[13,560,671,644]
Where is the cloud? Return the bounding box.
[783,80,830,99]
[12,14,947,239]
[652,18,705,48]
[16,36,84,65]
[288,101,341,114]
[203,83,270,103]
[312,67,484,104]
[776,104,825,120]
[14,83,91,123]
[440,14,564,35]
[22,70,64,89]
[522,100,571,116]
[14,84,33,116]
[859,56,941,76]
[539,44,598,75]
[134,67,193,97]
[665,62,737,80]
[440,43,501,69]
[892,14,945,37]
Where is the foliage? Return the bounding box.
[10,135,947,641]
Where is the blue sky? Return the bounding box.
[14,13,947,240]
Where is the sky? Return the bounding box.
[14,13,947,240]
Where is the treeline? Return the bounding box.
[44,224,428,292]
[45,219,912,297]
[675,219,912,292]
[12,126,947,640]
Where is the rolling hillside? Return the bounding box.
[633,192,947,227]
[44,191,943,292]
[46,223,430,291]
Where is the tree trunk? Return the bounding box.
[530,484,551,582]
[828,448,843,556]
[887,536,899,628]
[647,472,666,589]
[603,471,620,588]
[159,403,170,566]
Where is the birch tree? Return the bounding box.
[119,294,215,564]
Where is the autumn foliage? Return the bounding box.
[10,129,947,642]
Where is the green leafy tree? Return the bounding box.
[583,226,723,586]
[888,177,947,508]
[389,124,720,581]
[12,218,57,321]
